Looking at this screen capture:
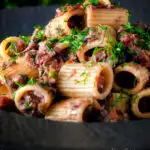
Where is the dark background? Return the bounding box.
[0,0,81,9]
[0,0,150,149]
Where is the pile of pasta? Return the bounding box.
[0,0,150,123]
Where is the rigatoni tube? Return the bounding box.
[113,63,149,94]
[0,57,38,84]
[14,84,53,116]
[57,63,113,100]
[0,37,26,61]
[86,6,129,29]
[45,7,85,38]
[77,25,116,62]
[45,98,101,122]
[132,88,150,119]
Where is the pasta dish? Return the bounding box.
[0,0,150,123]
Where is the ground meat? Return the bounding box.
[132,47,150,67]
[20,91,44,116]
[93,51,106,62]
[16,39,26,52]
[119,28,150,67]
[7,74,28,91]
[25,50,37,67]
[22,29,40,53]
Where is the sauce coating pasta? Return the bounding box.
[0,0,150,123]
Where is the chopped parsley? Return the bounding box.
[61,6,68,12]
[9,56,18,62]
[59,28,89,53]
[111,93,126,107]
[98,24,108,32]
[88,0,99,6]
[10,42,20,56]
[4,75,7,83]
[34,25,43,30]
[15,81,24,88]
[49,71,56,79]
[19,36,31,44]
[46,38,58,51]
[35,30,45,42]
[24,99,31,110]
[27,78,37,85]
[75,71,89,85]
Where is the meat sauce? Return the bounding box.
[20,91,44,116]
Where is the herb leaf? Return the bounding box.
[19,36,31,44]
[10,42,20,56]
[27,78,37,85]
[15,82,24,89]
[49,71,56,79]
[59,28,89,53]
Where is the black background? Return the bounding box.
[0,0,150,149]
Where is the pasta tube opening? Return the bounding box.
[67,15,85,30]
[113,63,149,93]
[132,89,150,119]
[115,71,137,89]
[14,85,53,116]
[139,97,150,113]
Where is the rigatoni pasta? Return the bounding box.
[0,37,26,61]
[86,6,129,29]
[45,98,101,122]
[14,84,54,116]
[77,25,116,62]
[57,63,113,100]
[113,63,149,94]
[45,6,85,38]
[131,89,150,119]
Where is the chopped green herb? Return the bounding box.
[59,28,89,53]
[34,25,43,30]
[61,6,68,12]
[19,36,30,44]
[75,72,89,85]
[88,0,100,6]
[46,38,58,51]
[35,30,45,42]
[24,99,30,110]
[12,92,16,99]
[9,56,18,62]
[83,3,90,8]
[111,93,125,106]
[80,70,86,77]
[27,78,37,85]
[4,75,7,83]
[15,82,24,88]
[49,71,56,79]
[98,24,108,32]
[10,42,20,56]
